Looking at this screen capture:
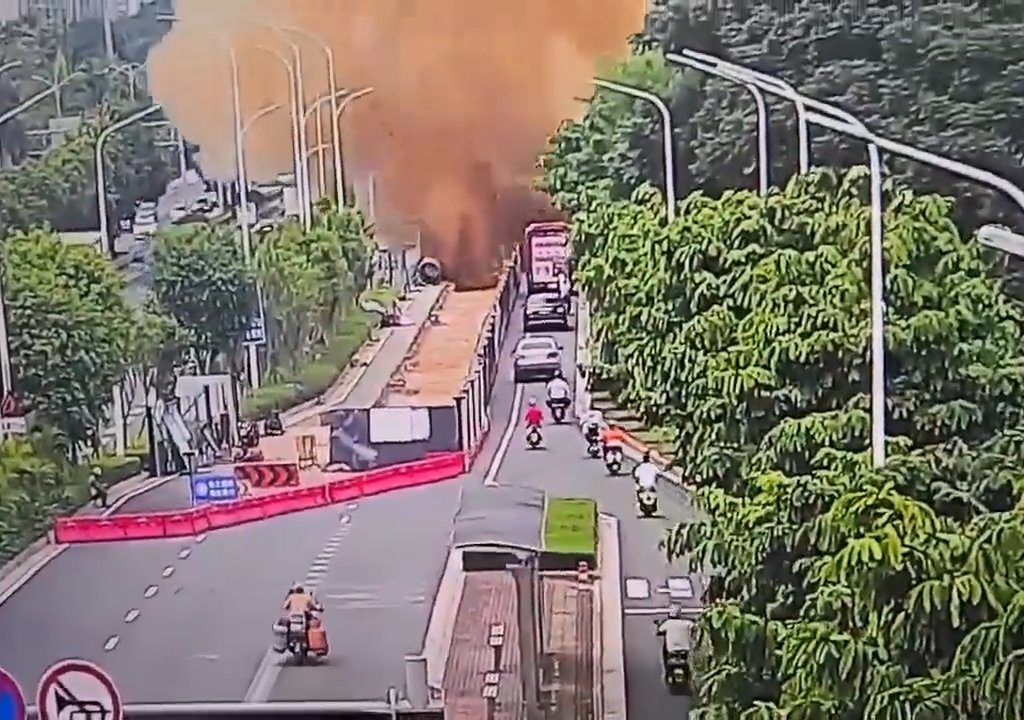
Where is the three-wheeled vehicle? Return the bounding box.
[654,614,693,694]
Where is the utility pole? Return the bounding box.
[103,0,116,61]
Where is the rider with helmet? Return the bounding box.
[600,421,627,457]
[283,582,318,616]
[524,397,544,429]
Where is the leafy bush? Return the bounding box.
[241,310,375,420]
[0,434,143,565]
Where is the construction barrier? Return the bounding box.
[296,434,317,469]
[233,461,300,488]
[53,452,466,544]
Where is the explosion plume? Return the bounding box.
[147,0,644,287]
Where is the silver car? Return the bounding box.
[513,335,563,383]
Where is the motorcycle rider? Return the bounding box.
[545,369,572,413]
[524,398,544,430]
[265,409,284,435]
[283,582,318,617]
[657,606,694,679]
[601,421,627,458]
[633,451,660,495]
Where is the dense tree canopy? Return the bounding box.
[616,0,1024,233]
[2,229,134,451]
[152,223,256,374]
[254,200,374,371]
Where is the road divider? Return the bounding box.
[53,452,465,544]
[233,461,300,488]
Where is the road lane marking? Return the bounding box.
[104,635,120,651]
[484,383,524,487]
[0,473,182,609]
[339,514,351,524]
[244,649,283,702]
[178,547,192,560]
[195,533,208,543]
[346,502,358,511]
[124,608,140,623]
[161,566,175,578]
[624,578,651,600]
[144,585,159,598]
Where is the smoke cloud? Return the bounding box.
[147,0,644,287]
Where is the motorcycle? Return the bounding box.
[586,437,602,458]
[273,605,328,665]
[604,445,623,475]
[526,426,543,449]
[654,618,692,694]
[264,412,285,437]
[637,486,659,517]
[547,397,570,424]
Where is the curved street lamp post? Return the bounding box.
[592,78,677,223]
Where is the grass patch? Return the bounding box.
[241,309,376,420]
[544,497,598,556]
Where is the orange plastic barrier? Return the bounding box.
[52,452,465,544]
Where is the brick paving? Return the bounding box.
[443,571,521,720]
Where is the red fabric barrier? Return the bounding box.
[53,452,466,544]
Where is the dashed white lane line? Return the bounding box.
[339,514,351,524]
[178,547,192,560]
[104,635,120,652]
[161,565,175,578]
[196,533,208,543]
[144,585,159,599]
[124,609,140,623]
[346,502,358,511]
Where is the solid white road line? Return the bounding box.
[483,383,524,487]
[0,473,182,608]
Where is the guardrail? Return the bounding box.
[455,252,520,468]
[53,452,465,544]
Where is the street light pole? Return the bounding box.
[0,60,22,78]
[0,73,85,127]
[592,78,677,223]
[254,46,304,227]
[96,103,163,454]
[665,52,769,195]
[333,87,374,208]
[95,103,163,257]
[278,27,341,205]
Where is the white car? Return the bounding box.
[133,211,158,236]
[169,203,189,222]
[512,335,563,384]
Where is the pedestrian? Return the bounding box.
[556,268,571,312]
[89,467,109,509]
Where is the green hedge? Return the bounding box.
[0,437,143,565]
[241,310,376,420]
[542,497,598,571]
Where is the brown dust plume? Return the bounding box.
[147,0,645,288]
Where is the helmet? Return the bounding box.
[290,582,304,594]
[668,605,683,619]
[553,368,563,379]
[643,451,652,463]
[529,397,537,407]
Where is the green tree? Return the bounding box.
[2,228,134,452]
[255,201,373,371]
[152,223,256,373]
[126,300,193,403]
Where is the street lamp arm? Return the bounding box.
[335,87,374,117]
[0,71,85,126]
[665,52,769,195]
[680,48,810,172]
[0,60,22,77]
[242,103,282,138]
[302,90,349,123]
[593,77,677,221]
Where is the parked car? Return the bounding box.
[523,292,569,331]
[169,203,189,222]
[133,210,158,236]
[513,335,563,383]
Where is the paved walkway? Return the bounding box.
[344,283,445,408]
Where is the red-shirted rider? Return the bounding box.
[524,398,544,428]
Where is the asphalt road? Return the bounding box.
[488,299,695,718]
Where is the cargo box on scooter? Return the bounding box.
[272,620,288,653]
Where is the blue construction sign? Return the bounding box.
[0,667,26,720]
[189,472,240,505]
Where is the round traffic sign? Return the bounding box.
[0,666,26,720]
[36,659,122,720]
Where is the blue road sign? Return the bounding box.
[0,667,26,720]
[189,473,240,505]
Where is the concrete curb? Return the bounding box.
[598,513,627,720]
[383,283,452,399]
